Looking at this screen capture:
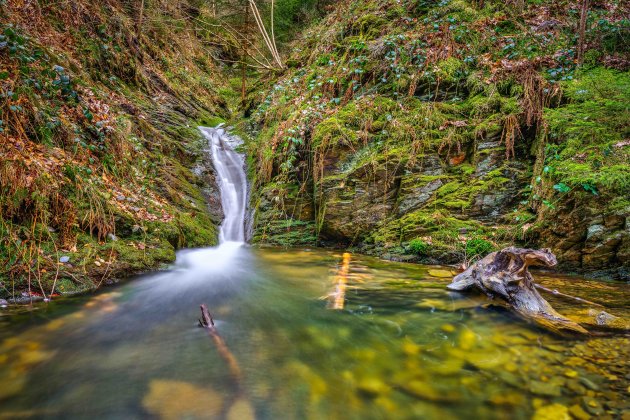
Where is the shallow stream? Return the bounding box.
[0,245,628,419]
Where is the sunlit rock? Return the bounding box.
[532,403,570,420]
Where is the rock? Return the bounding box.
[398,178,443,214]
[569,404,590,420]
[107,233,118,242]
[142,380,223,420]
[586,224,605,240]
[427,269,455,278]
[59,256,70,263]
[226,398,255,420]
[458,329,477,350]
[440,324,456,333]
[581,397,604,416]
[529,380,562,397]
[358,378,390,396]
[532,403,570,420]
[579,377,600,391]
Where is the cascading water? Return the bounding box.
[200,126,248,245]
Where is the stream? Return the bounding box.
[0,128,628,419]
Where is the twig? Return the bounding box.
[534,284,605,308]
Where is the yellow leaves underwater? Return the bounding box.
[141,380,254,420]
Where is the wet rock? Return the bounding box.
[427,269,455,278]
[529,380,562,397]
[569,404,590,420]
[440,324,456,333]
[402,380,459,402]
[142,379,224,419]
[579,377,600,391]
[532,403,570,420]
[358,378,390,396]
[581,397,604,416]
[226,398,255,420]
[457,329,477,351]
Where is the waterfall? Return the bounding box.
[199,126,247,245]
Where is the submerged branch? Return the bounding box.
[198,304,243,389]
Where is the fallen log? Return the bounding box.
[447,247,588,334]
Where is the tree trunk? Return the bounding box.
[577,0,590,66]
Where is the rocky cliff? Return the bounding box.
[246,0,629,279]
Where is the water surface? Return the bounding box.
[0,246,628,419]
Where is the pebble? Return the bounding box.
[569,404,590,420]
[579,377,600,391]
[581,397,604,416]
[107,233,118,241]
[440,324,456,333]
[529,380,562,397]
[357,378,390,396]
[532,403,570,420]
[59,256,70,263]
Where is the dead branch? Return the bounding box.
[534,284,605,308]
[198,304,243,389]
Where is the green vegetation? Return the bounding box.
[407,239,429,256]
[243,0,629,276]
[0,2,228,298]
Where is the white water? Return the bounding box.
[164,126,249,273]
[199,126,248,245]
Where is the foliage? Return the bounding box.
[407,239,429,255]
[465,238,494,259]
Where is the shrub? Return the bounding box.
[408,239,429,255]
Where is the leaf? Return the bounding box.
[553,183,570,193]
[0,71,8,80]
[581,183,599,195]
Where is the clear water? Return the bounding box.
[0,247,628,419]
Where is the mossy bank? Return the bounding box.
[0,2,230,299]
[243,0,629,279]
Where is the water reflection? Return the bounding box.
[0,247,628,419]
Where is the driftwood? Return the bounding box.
[198,304,255,419]
[447,247,588,334]
[198,304,243,389]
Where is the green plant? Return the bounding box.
[407,239,429,255]
[465,238,494,258]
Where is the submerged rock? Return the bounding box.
[532,403,570,420]
[141,379,224,420]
